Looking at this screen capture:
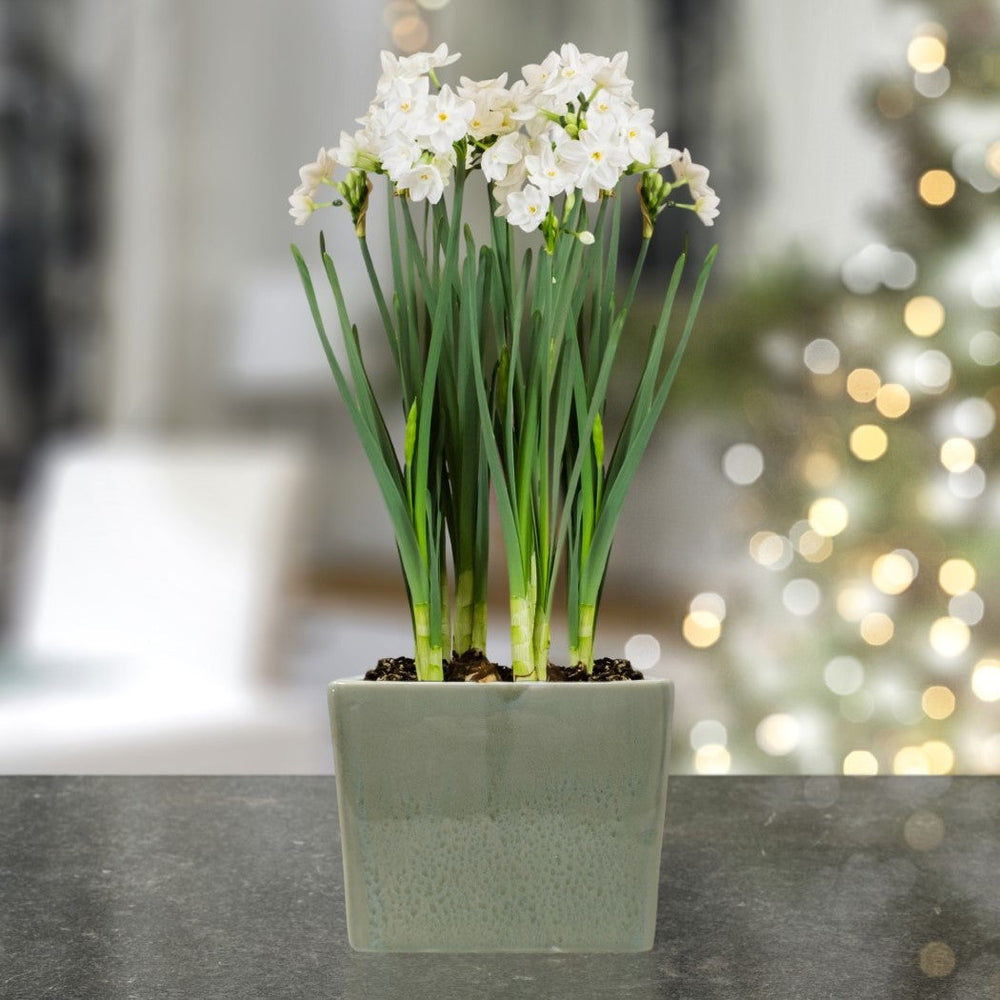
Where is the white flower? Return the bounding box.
[419,84,476,154]
[648,132,677,169]
[520,51,561,97]
[333,128,380,170]
[543,43,603,105]
[524,141,581,197]
[376,43,460,96]
[576,127,631,201]
[457,74,512,138]
[672,148,712,199]
[585,91,630,134]
[481,131,525,183]
[398,161,447,204]
[297,147,337,195]
[379,133,422,181]
[381,76,431,138]
[622,107,656,164]
[694,191,721,226]
[593,51,633,98]
[288,188,316,225]
[502,183,550,232]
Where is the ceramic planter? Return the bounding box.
[328,678,673,952]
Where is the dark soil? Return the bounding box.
[364,652,643,682]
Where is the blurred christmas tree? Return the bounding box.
[683,0,1000,775]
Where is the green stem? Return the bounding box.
[576,603,596,674]
[413,602,444,682]
[510,595,536,680]
[532,609,550,681]
[454,568,474,655]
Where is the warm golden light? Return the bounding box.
[872,551,915,594]
[918,169,956,206]
[921,685,956,720]
[971,658,1000,702]
[808,497,849,537]
[836,586,871,622]
[939,558,976,595]
[756,713,801,756]
[875,383,911,418]
[802,451,840,487]
[694,743,731,774]
[798,530,833,563]
[939,437,976,472]
[843,749,878,775]
[923,740,955,774]
[846,367,881,402]
[894,745,931,775]
[850,424,889,461]
[907,35,947,73]
[860,612,894,646]
[904,295,946,337]
[682,610,721,649]
[929,616,970,657]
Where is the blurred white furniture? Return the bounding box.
[0,435,330,773]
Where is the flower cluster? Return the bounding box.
[289,42,718,240]
[289,44,719,682]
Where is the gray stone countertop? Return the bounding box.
[1,775,998,998]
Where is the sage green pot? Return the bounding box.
[328,678,673,952]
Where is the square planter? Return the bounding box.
[328,678,673,952]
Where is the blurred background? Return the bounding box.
[0,0,998,774]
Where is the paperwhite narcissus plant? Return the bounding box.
[289,44,718,682]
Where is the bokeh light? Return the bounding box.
[749,531,794,570]
[918,169,956,206]
[782,578,821,616]
[694,743,731,774]
[824,655,865,696]
[939,437,976,473]
[894,745,931,774]
[860,612,894,646]
[624,633,661,671]
[723,443,765,485]
[872,550,916,594]
[808,497,849,537]
[907,34,947,73]
[682,610,721,649]
[875,383,911,418]
[914,349,952,393]
[690,719,728,749]
[939,558,976,595]
[971,659,1000,702]
[921,684,955,719]
[904,295,945,337]
[756,713,801,756]
[928,616,970,657]
[843,749,879,775]
[969,329,1000,365]
[846,367,881,402]
[803,338,841,375]
[850,424,888,461]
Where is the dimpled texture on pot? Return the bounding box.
[328,679,673,952]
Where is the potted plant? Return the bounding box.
[290,42,718,952]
